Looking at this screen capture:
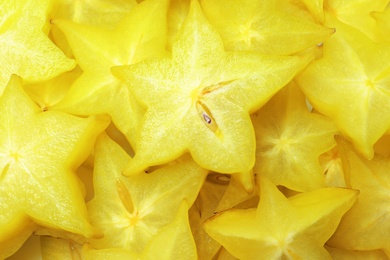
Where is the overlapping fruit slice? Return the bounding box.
[200,0,334,54]
[324,0,389,41]
[0,0,75,93]
[328,138,390,253]
[298,0,324,23]
[52,0,169,148]
[204,177,358,259]
[113,0,309,175]
[51,0,137,29]
[252,82,338,191]
[0,76,109,258]
[372,6,390,42]
[297,16,390,159]
[167,0,191,51]
[41,200,197,260]
[86,133,207,253]
[189,173,230,259]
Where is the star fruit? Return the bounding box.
[296,16,390,159]
[86,133,207,253]
[49,0,138,59]
[200,0,334,55]
[324,0,389,41]
[23,66,82,112]
[252,82,338,191]
[327,139,390,253]
[0,0,75,94]
[0,76,109,253]
[52,0,169,148]
[204,177,358,259]
[41,201,197,260]
[112,0,309,175]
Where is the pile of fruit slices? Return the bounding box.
[2,0,390,259]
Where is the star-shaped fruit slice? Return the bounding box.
[42,200,197,260]
[200,0,334,55]
[0,0,75,93]
[87,133,207,253]
[0,76,109,246]
[112,0,309,175]
[204,177,358,259]
[252,82,338,191]
[327,139,390,252]
[52,0,169,148]
[296,16,390,159]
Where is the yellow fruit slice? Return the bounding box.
[204,177,358,259]
[189,172,230,259]
[112,0,310,175]
[297,16,390,159]
[0,0,75,93]
[0,75,109,246]
[201,0,334,54]
[52,0,169,148]
[87,133,207,253]
[328,138,390,252]
[143,200,197,260]
[324,0,389,41]
[252,82,338,191]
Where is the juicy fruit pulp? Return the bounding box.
[2,0,390,259]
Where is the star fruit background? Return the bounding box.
[2,0,390,259]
